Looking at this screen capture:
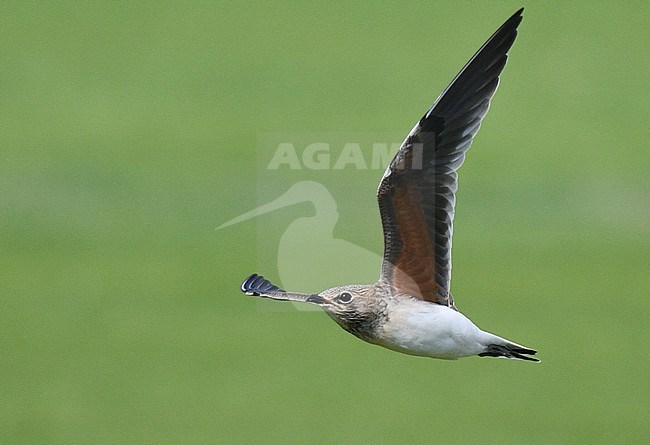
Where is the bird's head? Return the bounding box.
[310,284,385,341]
[310,284,374,312]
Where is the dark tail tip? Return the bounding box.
[478,344,540,363]
[241,273,285,295]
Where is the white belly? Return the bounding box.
[375,298,494,359]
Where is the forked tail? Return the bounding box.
[478,343,540,362]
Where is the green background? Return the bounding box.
[2,1,649,443]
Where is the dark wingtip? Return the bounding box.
[510,346,537,355]
[508,7,524,24]
[478,344,540,363]
[497,7,524,37]
[490,8,524,44]
[420,7,524,126]
[241,273,285,296]
[515,353,540,363]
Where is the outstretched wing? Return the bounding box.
[377,9,523,307]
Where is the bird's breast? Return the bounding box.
[375,297,486,359]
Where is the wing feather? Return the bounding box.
[378,9,524,307]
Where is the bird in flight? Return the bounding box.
[240,8,539,362]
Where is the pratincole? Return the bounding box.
[239,9,539,362]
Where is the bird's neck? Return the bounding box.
[329,295,388,343]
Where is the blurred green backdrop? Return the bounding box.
[2,1,649,444]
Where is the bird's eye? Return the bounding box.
[338,292,353,303]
